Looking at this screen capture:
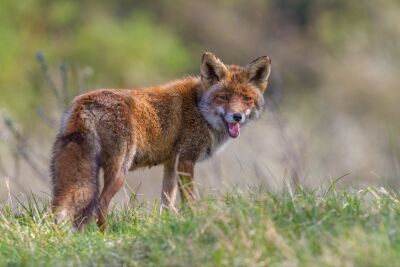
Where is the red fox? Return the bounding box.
[51,52,271,229]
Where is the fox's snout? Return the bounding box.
[232,113,243,122]
[224,112,245,124]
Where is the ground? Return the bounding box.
[1,184,399,267]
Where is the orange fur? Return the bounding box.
[51,52,271,229]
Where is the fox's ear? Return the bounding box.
[201,52,228,87]
[245,56,271,92]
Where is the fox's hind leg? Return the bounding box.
[96,148,134,231]
[97,160,125,231]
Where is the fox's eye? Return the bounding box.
[243,96,252,101]
[218,95,228,101]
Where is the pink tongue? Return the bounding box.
[228,123,240,138]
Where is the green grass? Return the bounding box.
[1,185,400,267]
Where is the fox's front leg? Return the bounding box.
[176,159,196,203]
[161,159,178,211]
[160,156,196,211]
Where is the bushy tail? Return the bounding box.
[51,117,100,228]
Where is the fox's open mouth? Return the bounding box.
[222,120,240,138]
[227,122,240,138]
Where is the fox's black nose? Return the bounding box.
[232,113,242,122]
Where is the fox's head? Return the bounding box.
[198,52,271,138]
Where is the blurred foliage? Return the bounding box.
[0,0,193,124]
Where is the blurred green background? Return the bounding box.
[1,0,400,197]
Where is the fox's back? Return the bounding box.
[128,77,218,166]
[62,76,214,169]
